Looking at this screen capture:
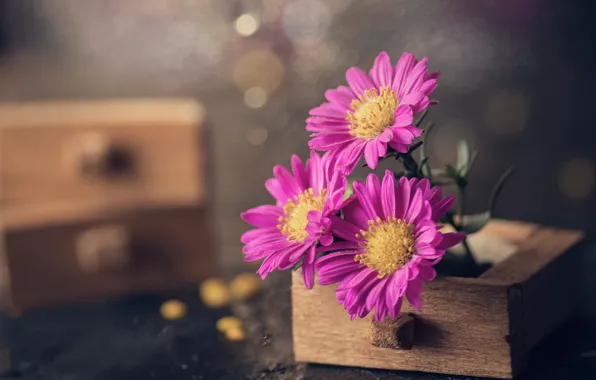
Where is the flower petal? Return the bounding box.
[381,170,396,219]
[353,181,379,221]
[403,57,428,94]
[405,189,424,223]
[363,141,380,169]
[432,196,456,221]
[308,151,324,194]
[346,67,375,96]
[325,85,355,108]
[309,133,355,150]
[273,165,301,197]
[330,215,361,242]
[265,178,291,205]
[302,245,317,289]
[241,227,278,244]
[370,51,393,88]
[419,265,437,281]
[438,232,465,249]
[342,198,369,230]
[392,52,416,96]
[241,205,283,227]
[395,176,411,219]
[291,154,309,191]
[405,278,423,310]
[309,103,347,118]
[365,173,383,216]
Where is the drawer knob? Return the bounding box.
[69,133,135,179]
[75,225,131,273]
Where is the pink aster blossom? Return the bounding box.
[315,171,464,321]
[307,51,439,172]
[241,152,347,289]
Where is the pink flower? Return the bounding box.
[316,171,464,321]
[241,152,347,289]
[307,51,438,172]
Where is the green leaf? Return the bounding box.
[461,151,478,177]
[407,141,424,154]
[418,157,430,176]
[419,122,435,177]
[414,108,429,127]
[456,140,470,174]
[459,212,491,234]
[458,167,514,234]
[445,164,459,179]
[489,167,515,212]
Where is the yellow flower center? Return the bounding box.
[278,188,326,243]
[354,216,416,278]
[346,86,399,140]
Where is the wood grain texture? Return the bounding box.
[502,228,585,377]
[1,206,216,313]
[292,220,584,379]
[0,99,205,207]
[293,272,512,378]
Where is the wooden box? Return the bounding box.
[0,99,214,312]
[0,99,205,208]
[0,203,216,313]
[292,220,584,378]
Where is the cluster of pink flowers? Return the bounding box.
[241,52,464,322]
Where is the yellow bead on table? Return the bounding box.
[199,278,231,308]
[224,327,246,342]
[230,273,262,301]
[159,299,188,320]
[216,316,242,332]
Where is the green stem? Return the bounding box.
[457,186,465,218]
[455,184,479,269]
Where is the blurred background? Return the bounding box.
[1,1,596,379]
[1,0,595,270]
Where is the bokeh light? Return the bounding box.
[233,49,285,93]
[246,127,269,146]
[557,158,595,200]
[485,90,530,134]
[235,14,259,37]
[244,87,268,109]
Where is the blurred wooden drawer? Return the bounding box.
[0,203,216,313]
[0,99,205,208]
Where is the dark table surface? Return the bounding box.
[1,271,596,380]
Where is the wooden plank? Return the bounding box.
[0,99,205,130]
[477,219,539,245]
[481,227,583,284]
[292,271,512,378]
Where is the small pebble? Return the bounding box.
[199,278,231,308]
[225,327,246,341]
[216,316,242,332]
[159,299,188,320]
[229,273,262,301]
